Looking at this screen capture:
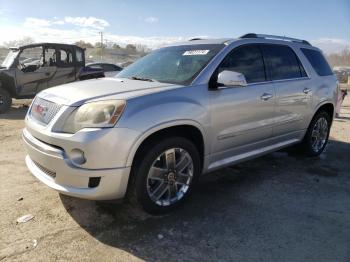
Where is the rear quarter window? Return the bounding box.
[301,48,333,76]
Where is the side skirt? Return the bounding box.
[205,138,300,173]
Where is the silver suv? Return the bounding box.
[23,34,337,214]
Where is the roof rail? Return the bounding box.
[240,33,311,45]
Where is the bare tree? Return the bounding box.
[326,49,350,67]
[3,37,35,48]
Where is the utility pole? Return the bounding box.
[99,31,103,61]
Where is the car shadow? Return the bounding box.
[60,139,350,261]
[0,106,28,120]
[335,116,350,121]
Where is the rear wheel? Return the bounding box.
[0,88,12,114]
[128,137,200,215]
[301,111,331,156]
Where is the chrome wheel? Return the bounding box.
[311,117,328,152]
[147,148,194,206]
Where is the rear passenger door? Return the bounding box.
[47,48,76,88]
[261,44,311,138]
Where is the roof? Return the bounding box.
[164,34,314,48]
[164,38,235,47]
[9,43,84,50]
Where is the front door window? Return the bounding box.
[18,47,43,73]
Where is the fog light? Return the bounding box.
[70,149,86,165]
[88,177,101,188]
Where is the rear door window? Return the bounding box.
[58,49,73,67]
[218,44,266,83]
[44,47,56,66]
[301,48,333,76]
[262,45,305,80]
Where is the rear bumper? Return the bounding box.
[23,128,131,200]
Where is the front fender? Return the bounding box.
[116,85,209,166]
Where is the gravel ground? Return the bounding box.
[0,97,350,262]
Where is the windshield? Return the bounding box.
[117,44,224,85]
[1,50,19,68]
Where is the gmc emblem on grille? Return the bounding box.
[33,103,48,117]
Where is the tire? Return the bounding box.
[301,111,331,157]
[0,88,12,114]
[128,136,201,215]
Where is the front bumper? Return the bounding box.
[23,128,131,200]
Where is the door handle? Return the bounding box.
[260,93,273,101]
[45,72,50,76]
[303,88,312,94]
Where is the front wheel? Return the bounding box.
[0,88,12,114]
[301,111,331,156]
[128,137,201,215]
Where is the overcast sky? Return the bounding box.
[0,0,349,53]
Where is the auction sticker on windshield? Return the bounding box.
[183,50,210,56]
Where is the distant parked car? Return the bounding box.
[86,62,122,77]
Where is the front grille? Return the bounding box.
[33,161,56,178]
[30,97,63,125]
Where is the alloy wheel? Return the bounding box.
[146,148,194,206]
[311,117,328,152]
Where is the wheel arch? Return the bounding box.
[126,121,206,169]
[313,101,335,123]
[0,71,17,98]
[303,101,334,138]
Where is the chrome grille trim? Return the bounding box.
[30,97,63,125]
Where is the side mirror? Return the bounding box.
[217,70,247,88]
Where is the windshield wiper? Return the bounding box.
[130,76,156,82]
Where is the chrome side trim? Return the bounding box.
[247,77,311,87]
[208,139,299,171]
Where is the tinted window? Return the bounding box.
[262,45,304,80]
[301,48,333,76]
[102,64,120,71]
[218,45,266,83]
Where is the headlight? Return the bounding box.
[62,100,126,133]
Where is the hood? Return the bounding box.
[38,77,181,106]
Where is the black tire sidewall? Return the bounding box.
[132,137,201,215]
[303,111,331,156]
[0,88,12,114]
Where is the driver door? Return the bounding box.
[208,44,276,167]
[16,46,50,96]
